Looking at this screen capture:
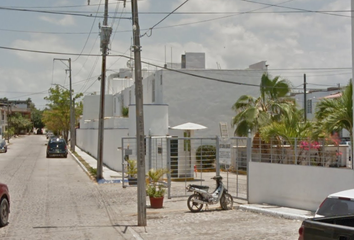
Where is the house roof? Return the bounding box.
[321,92,342,99]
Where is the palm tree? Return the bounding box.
[315,80,353,144]
[260,105,312,144]
[232,73,293,137]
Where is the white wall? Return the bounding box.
[249,162,354,211]
[128,104,169,136]
[157,69,264,137]
[76,128,129,171]
[82,94,114,120]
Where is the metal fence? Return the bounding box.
[167,137,219,198]
[120,136,250,200]
[121,137,169,188]
[251,137,351,168]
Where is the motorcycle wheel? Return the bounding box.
[187,194,204,212]
[220,193,233,210]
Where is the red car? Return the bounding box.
[0,183,10,227]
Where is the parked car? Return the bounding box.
[0,139,7,153]
[315,189,354,217]
[46,138,68,158]
[46,131,54,139]
[0,183,10,227]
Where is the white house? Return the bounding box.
[292,86,350,140]
[77,52,266,172]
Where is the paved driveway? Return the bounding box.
[0,135,302,240]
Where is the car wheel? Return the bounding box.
[46,153,49,158]
[64,154,67,158]
[0,198,9,227]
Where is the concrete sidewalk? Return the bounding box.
[70,146,315,221]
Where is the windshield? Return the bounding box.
[48,141,66,148]
[316,198,354,217]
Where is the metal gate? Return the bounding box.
[121,137,169,188]
[166,137,219,198]
[121,136,250,201]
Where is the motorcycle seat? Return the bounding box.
[189,184,209,190]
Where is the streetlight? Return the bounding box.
[53,58,75,152]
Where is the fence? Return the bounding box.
[120,136,250,201]
[251,137,351,168]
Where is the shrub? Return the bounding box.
[196,145,216,170]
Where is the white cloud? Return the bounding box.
[39,15,76,26]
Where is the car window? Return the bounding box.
[48,141,66,148]
[316,198,354,216]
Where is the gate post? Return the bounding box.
[216,136,220,176]
[167,137,171,199]
[247,130,252,202]
[148,136,152,170]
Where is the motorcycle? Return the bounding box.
[186,175,233,212]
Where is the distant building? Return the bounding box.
[292,86,350,139]
[77,52,266,171]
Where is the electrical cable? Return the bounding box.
[140,0,190,38]
[0,45,350,91]
[240,0,351,18]
[72,0,102,62]
[0,6,131,20]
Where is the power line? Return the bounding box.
[0,44,350,91]
[73,0,102,62]
[0,6,131,20]
[240,0,351,18]
[140,0,190,38]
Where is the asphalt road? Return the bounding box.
[0,135,302,240]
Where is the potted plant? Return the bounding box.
[126,159,138,185]
[146,168,169,208]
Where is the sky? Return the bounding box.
[0,0,352,109]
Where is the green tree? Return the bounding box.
[259,105,312,145]
[232,73,293,137]
[8,112,32,134]
[43,85,83,142]
[31,108,45,130]
[315,80,353,143]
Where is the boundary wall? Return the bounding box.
[249,162,354,211]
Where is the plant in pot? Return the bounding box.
[146,168,169,208]
[126,159,138,185]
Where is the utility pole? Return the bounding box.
[68,58,75,152]
[303,74,306,123]
[97,0,112,180]
[131,0,146,226]
[53,58,75,152]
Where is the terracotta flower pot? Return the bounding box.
[149,196,164,208]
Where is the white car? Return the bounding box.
[315,189,354,217]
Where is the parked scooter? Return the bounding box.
[186,175,233,212]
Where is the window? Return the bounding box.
[307,99,312,114]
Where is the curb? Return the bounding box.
[239,205,312,220]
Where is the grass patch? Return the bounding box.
[73,152,97,181]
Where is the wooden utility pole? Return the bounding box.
[97,0,111,180]
[68,58,75,152]
[131,0,147,226]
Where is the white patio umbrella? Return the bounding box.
[170,122,207,131]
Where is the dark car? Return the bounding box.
[0,183,10,227]
[46,138,68,158]
[0,139,7,153]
